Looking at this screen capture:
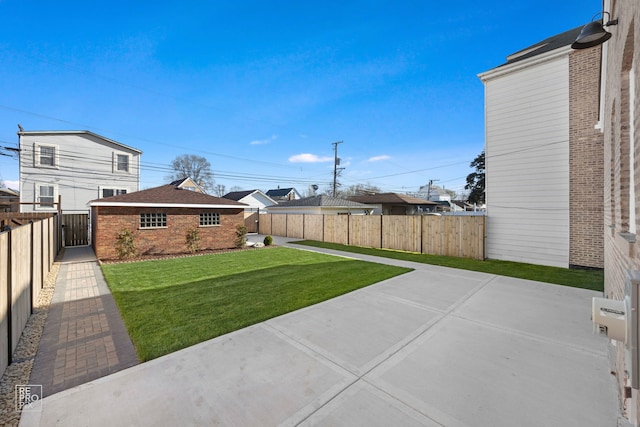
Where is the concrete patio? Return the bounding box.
[20,237,619,426]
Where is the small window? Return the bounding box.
[117,154,129,172]
[200,212,220,226]
[36,184,56,209]
[35,144,58,168]
[140,213,167,228]
[114,152,131,173]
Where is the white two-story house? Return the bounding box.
[19,130,142,214]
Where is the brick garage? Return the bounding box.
[89,183,246,260]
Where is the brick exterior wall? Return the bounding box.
[569,46,605,269]
[602,1,640,423]
[91,206,244,260]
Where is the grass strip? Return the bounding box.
[291,240,604,292]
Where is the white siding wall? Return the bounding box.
[484,55,570,267]
[19,133,140,213]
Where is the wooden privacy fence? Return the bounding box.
[0,215,61,378]
[258,214,485,259]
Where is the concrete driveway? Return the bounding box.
[21,238,618,426]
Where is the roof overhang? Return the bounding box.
[88,202,243,209]
[18,130,142,154]
[478,44,573,82]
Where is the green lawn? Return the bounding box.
[101,247,411,361]
[291,240,604,291]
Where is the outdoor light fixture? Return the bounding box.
[571,11,619,49]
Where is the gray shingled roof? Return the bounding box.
[223,190,256,201]
[88,184,246,206]
[269,195,370,208]
[497,24,585,68]
[266,188,295,197]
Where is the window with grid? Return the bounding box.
[36,145,57,167]
[38,185,55,208]
[199,212,220,226]
[140,213,167,228]
[116,154,129,172]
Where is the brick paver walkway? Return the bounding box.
[29,247,138,397]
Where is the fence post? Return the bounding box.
[6,229,12,365]
[30,222,34,315]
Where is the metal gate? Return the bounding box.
[62,213,89,246]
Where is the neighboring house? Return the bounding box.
[600,1,640,422]
[0,188,19,212]
[347,193,437,215]
[223,189,277,212]
[266,195,374,215]
[170,177,206,193]
[88,182,247,259]
[478,24,603,269]
[266,187,301,202]
[18,130,142,214]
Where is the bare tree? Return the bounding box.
[167,154,214,192]
[213,184,226,197]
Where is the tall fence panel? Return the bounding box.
[271,214,287,237]
[349,216,382,248]
[303,215,324,241]
[323,215,349,245]
[422,215,485,258]
[0,233,8,375]
[258,214,273,236]
[11,225,32,356]
[31,221,43,306]
[0,215,61,377]
[383,216,421,252]
[286,215,304,238]
[261,213,484,260]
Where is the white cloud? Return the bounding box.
[3,180,18,190]
[289,153,333,163]
[250,135,277,145]
[368,155,391,162]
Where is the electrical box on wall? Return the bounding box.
[592,297,627,342]
[592,271,640,388]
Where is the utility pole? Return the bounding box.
[332,141,344,197]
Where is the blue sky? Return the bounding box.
[0,0,601,197]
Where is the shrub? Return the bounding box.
[235,224,247,248]
[263,235,273,246]
[115,228,137,259]
[185,227,201,253]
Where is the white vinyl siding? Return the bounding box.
[483,55,570,268]
[19,133,140,213]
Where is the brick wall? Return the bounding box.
[602,1,640,423]
[569,46,605,269]
[92,206,244,260]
